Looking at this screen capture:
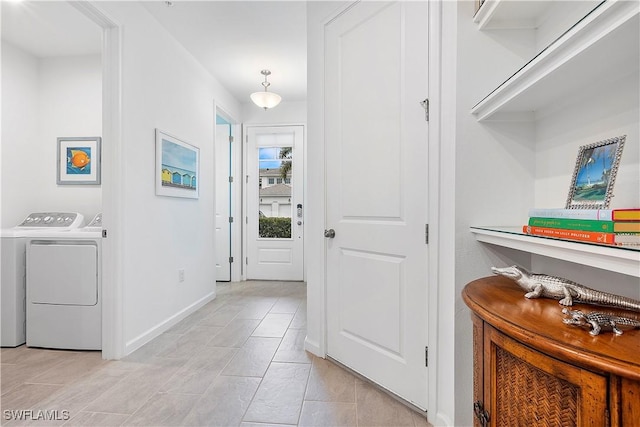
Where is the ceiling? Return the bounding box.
[1,1,307,104]
[141,1,307,103]
[1,1,102,58]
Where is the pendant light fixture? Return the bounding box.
[250,69,282,110]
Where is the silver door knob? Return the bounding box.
[324,229,335,238]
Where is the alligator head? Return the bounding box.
[491,265,531,281]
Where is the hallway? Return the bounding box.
[1,281,431,426]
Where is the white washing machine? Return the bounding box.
[26,213,102,350]
[1,213,85,347]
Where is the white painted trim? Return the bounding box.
[124,291,216,355]
[69,0,124,361]
[303,337,322,356]
[432,1,458,425]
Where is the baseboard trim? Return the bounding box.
[303,336,323,357]
[124,291,216,355]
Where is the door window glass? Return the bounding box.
[258,146,292,238]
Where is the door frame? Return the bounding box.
[242,123,306,281]
[70,1,123,360]
[304,1,454,424]
[214,104,241,282]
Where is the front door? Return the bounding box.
[325,1,429,409]
[246,125,304,280]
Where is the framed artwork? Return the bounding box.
[57,137,101,185]
[155,129,200,199]
[565,135,625,209]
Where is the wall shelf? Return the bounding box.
[473,0,552,30]
[471,1,639,121]
[470,226,640,278]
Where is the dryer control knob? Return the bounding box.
[43,216,53,224]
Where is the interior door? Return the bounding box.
[246,125,304,281]
[215,123,231,281]
[325,1,429,409]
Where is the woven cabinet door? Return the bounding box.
[483,325,608,427]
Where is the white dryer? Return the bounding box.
[1,213,85,347]
[25,213,102,350]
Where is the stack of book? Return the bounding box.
[524,208,640,246]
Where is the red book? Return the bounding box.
[522,225,640,246]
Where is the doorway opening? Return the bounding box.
[215,108,240,282]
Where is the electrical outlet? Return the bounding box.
[178,269,185,283]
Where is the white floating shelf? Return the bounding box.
[473,0,552,30]
[470,226,640,278]
[471,1,640,121]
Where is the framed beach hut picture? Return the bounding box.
[565,135,625,210]
[57,137,101,185]
[155,129,200,199]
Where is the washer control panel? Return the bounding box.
[17,212,85,229]
[86,213,102,228]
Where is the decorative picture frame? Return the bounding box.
[565,135,625,209]
[155,129,200,199]
[57,137,101,185]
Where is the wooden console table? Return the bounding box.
[462,276,640,426]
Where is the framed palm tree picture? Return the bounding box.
[565,135,625,209]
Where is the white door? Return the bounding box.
[215,123,231,281]
[246,125,304,280]
[325,1,429,409]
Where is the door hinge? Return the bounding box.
[246,257,248,265]
[473,401,490,427]
[229,135,234,143]
[420,98,429,122]
[229,176,233,183]
[229,217,234,223]
[425,224,429,244]
[102,229,108,238]
[425,346,428,367]
[229,256,234,263]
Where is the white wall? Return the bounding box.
[1,41,102,228]
[1,42,39,228]
[453,1,538,425]
[242,100,307,125]
[94,1,240,354]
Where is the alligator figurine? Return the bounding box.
[491,265,640,312]
[562,308,640,336]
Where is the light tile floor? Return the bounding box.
[1,281,432,427]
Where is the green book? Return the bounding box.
[528,217,614,232]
